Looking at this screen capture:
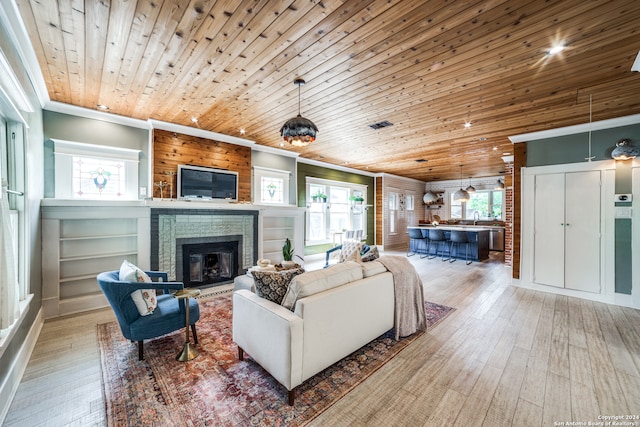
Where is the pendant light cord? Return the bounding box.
[298,81,302,116]
[585,94,595,161]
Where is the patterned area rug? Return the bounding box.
[98,294,454,427]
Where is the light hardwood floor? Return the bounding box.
[4,250,640,426]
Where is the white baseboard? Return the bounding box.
[511,279,638,309]
[0,306,44,425]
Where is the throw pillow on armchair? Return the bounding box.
[119,260,157,316]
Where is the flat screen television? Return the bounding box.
[177,164,238,201]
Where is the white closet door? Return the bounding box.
[564,170,601,293]
[534,173,565,287]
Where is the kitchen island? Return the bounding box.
[407,225,491,261]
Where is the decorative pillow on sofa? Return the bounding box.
[339,240,363,263]
[119,260,157,316]
[281,261,364,311]
[361,245,380,262]
[252,268,305,305]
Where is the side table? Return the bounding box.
[174,288,201,362]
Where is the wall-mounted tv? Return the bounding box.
[177,164,238,201]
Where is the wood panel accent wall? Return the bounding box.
[152,129,251,201]
[511,142,527,279]
[379,174,426,250]
[375,176,383,246]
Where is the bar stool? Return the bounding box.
[407,228,427,257]
[427,229,449,261]
[420,228,431,259]
[449,230,472,265]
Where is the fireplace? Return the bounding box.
[150,208,259,282]
[182,241,238,286]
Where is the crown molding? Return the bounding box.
[251,143,300,158]
[148,119,255,147]
[45,101,150,129]
[376,172,426,184]
[509,113,640,143]
[297,157,376,177]
[0,0,49,108]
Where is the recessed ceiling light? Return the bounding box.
[493,146,498,151]
[464,122,471,128]
[97,104,109,110]
[547,44,565,55]
[239,128,246,135]
[191,117,198,123]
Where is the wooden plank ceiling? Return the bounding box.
[16,0,640,182]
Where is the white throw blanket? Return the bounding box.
[376,256,427,340]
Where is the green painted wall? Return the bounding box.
[297,162,375,255]
[527,124,640,166]
[527,124,640,295]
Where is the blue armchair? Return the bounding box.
[97,270,200,360]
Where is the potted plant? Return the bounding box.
[282,238,296,268]
[349,195,365,204]
[312,190,327,203]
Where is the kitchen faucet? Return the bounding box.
[473,211,480,225]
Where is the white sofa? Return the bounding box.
[232,261,395,405]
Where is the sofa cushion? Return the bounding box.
[361,260,387,278]
[339,240,363,263]
[281,261,364,310]
[252,268,305,304]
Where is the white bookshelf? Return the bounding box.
[41,205,150,318]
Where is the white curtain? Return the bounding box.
[1,179,19,329]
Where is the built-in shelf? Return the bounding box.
[60,251,139,262]
[42,205,150,318]
[59,273,107,283]
[259,207,305,263]
[59,233,138,241]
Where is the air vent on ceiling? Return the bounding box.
[415,159,427,163]
[369,120,393,130]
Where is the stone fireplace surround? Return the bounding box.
[150,208,259,281]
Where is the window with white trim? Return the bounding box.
[388,191,398,234]
[0,50,34,350]
[53,139,140,200]
[253,166,291,205]
[305,177,367,244]
[450,189,504,220]
[405,193,415,230]
[1,118,28,347]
